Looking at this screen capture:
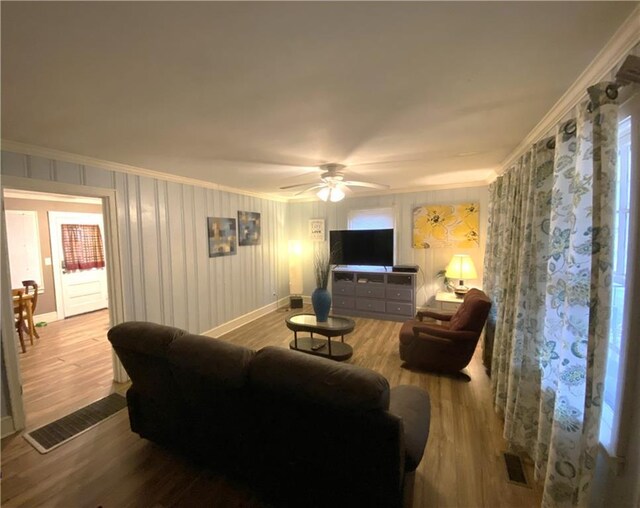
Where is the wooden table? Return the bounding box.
[13,291,38,343]
[285,313,355,361]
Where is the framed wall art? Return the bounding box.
[238,211,261,246]
[208,217,237,257]
[412,202,479,248]
[309,219,325,241]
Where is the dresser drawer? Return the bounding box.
[356,284,386,299]
[332,296,355,310]
[386,287,413,302]
[386,301,414,316]
[333,283,355,296]
[356,298,386,313]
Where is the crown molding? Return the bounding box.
[0,140,289,203]
[499,4,640,173]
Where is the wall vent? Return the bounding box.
[503,452,530,488]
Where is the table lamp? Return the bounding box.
[445,254,477,297]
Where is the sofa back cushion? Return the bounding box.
[249,346,390,411]
[168,332,254,389]
[448,288,492,332]
[167,333,254,468]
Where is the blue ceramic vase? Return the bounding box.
[311,288,331,322]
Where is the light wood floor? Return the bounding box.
[1,306,543,507]
[14,308,120,430]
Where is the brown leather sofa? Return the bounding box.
[108,321,431,508]
[399,288,491,374]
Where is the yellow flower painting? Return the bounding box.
[412,202,479,248]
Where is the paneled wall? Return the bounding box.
[1,151,289,334]
[287,186,489,308]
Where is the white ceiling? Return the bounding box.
[1,2,636,199]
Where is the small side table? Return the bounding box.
[434,291,464,312]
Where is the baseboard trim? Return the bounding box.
[33,311,59,324]
[203,297,291,338]
[1,416,16,438]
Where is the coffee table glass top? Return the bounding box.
[286,314,355,333]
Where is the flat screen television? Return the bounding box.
[329,229,394,267]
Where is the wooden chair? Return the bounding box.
[22,280,40,339]
[12,289,27,353]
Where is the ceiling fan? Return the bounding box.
[279,163,390,202]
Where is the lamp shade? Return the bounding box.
[446,254,477,281]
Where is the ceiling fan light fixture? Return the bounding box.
[317,187,331,201]
[316,184,346,202]
[329,186,345,202]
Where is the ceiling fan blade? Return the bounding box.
[293,184,326,196]
[280,181,317,190]
[343,180,390,190]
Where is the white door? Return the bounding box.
[49,211,109,318]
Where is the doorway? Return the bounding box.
[4,191,113,428]
[1,177,127,435]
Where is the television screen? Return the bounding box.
[329,229,394,267]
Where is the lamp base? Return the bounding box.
[453,284,469,298]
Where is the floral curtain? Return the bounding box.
[61,224,106,271]
[483,82,619,506]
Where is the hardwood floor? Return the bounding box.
[16,308,121,430]
[1,305,543,507]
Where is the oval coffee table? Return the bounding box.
[285,313,355,361]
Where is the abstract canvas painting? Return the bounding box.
[238,211,261,246]
[208,217,237,257]
[412,202,479,248]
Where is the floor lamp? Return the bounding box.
[288,240,303,309]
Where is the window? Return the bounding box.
[600,111,635,455]
[61,224,106,272]
[347,207,394,230]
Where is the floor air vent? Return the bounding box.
[503,452,530,487]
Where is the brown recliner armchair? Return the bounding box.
[399,288,491,374]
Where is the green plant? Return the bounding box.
[314,248,332,289]
[435,269,455,291]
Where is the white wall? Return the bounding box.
[287,185,488,308]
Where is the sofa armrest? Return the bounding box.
[417,308,454,322]
[412,324,477,342]
[389,385,430,472]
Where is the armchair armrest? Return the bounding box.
[389,385,430,472]
[412,323,477,342]
[416,308,454,322]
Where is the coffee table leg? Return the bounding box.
[294,331,298,349]
[327,337,332,356]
